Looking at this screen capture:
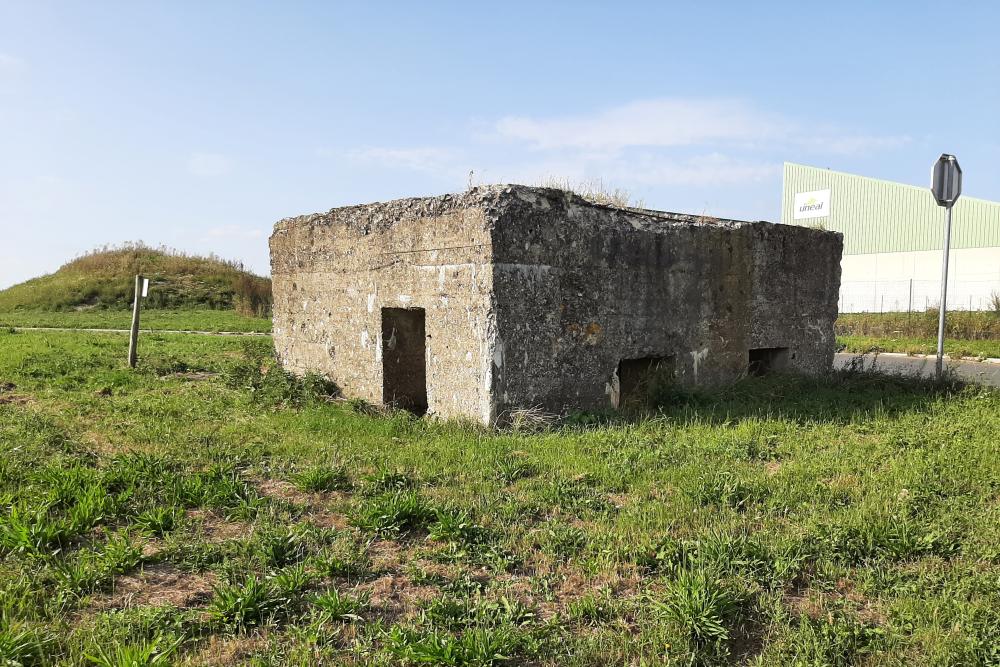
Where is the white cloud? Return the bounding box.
[610,153,780,187]
[187,152,233,177]
[335,97,909,196]
[496,98,783,151]
[344,146,464,176]
[476,152,778,189]
[495,97,909,157]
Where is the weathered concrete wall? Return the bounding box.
[271,185,843,424]
[488,188,756,416]
[270,193,497,422]
[748,223,843,375]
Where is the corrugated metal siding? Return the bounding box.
[781,163,1000,255]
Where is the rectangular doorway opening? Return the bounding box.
[748,347,789,376]
[381,307,427,415]
[614,355,675,409]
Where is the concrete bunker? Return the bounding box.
[270,185,843,424]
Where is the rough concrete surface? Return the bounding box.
[270,185,843,424]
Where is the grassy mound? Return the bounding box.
[0,243,271,315]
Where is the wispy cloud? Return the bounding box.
[187,152,233,177]
[495,97,909,156]
[496,99,784,151]
[336,97,909,193]
[343,146,465,176]
[610,153,780,187]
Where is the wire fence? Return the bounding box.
[839,279,1000,313]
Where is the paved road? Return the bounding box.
[835,352,1000,387]
[10,326,270,337]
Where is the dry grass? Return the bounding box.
[537,177,645,209]
[837,310,1000,340]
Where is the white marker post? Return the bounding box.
[127,274,149,368]
[930,154,962,380]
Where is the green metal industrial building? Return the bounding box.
[781,163,1000,312]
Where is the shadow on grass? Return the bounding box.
[566,354,973,428]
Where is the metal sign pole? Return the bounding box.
[128,274,144,368]
[935,205,953,379]
[929,153,962,381]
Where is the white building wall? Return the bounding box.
[839,246,1000,312]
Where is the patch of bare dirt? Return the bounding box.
[0,382,32,406]
[188,509,252,542]
[183,633,270,666]
[350,573,439,622]
[255,478,352,530]
[91,563,215,611]
[368,538,409,570]
[783,578,883,626]
[161,371,218,381]
[0,394,32,406]
[304,508,351,531]
[256,478,313,505]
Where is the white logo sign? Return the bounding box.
[793,189,831,220]
[141,278,149,297]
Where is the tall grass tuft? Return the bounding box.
[837,310,999,341]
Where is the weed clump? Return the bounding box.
[225,341,338,407]
[292,465,350,493]
[350,491,436,536]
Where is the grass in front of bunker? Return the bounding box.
[838,334,1000,360]
[1,328,1000,665]
[0,309,272,334]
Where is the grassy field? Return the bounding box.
[836,311,1000,360]
[838,335,1000,360]
[2,329,1000,665]
[0,309,272,334]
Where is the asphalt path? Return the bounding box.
[834,352,1000,387]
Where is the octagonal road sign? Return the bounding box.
[931,154,962,207]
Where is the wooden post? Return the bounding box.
[128,274,143,368]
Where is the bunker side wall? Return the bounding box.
[748,223,843,374]
[269,206,496,423]
[488,189,754,415]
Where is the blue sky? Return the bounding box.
[1,1,998,288]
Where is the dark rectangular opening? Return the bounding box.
[748,347,789,376]
[614,355,675,409]
[381,307,427,415]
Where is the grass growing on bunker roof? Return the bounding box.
[0,327,999,665]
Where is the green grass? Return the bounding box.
[837,311,1000,360]
[0,308,272,333]
[839,335,1000,360]
[1,328,1000,664]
